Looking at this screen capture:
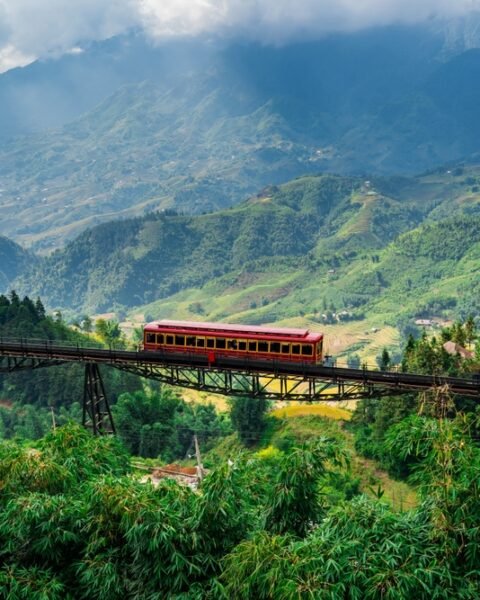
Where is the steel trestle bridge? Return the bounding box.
[1,338,479,433]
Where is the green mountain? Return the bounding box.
[10,174,400,312]
[0,79,308,253]
[13,166,480,352]
[5,27,480,251]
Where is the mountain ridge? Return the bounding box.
[9,167,480,319]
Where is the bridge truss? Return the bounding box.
[1,339,479,434]
[113,361,408,401]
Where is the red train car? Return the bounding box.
[143,320,324,364]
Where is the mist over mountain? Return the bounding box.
[0,25,456,140]
[2,0,480,73]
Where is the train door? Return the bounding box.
[206,337,215,363]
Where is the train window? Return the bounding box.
[166,335,174,345]
[248,341,257,352]
[216,338,226,349]
[156,334,164,344]
[270,342,280,353]
[281,344,290,354]
[292,344,300,355]
[302,345,313,355]
[196,337,205,348]
[186,336,196,347]
[146,333,155,343]
[227,339,238,350]
[238,340,247,351]
[207,338,215,348]
[175,335,185,346]
[258,341,268,352]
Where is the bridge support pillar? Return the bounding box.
[82,363,115,435]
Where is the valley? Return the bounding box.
[2,13,480,598]
[3,26,480,252]
[2,166,478,361]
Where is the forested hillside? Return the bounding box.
[15,175,359,310]
[0,293,141,426]
[0,403,479,598]
[11,167,480,350]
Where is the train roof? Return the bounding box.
[144,319,323,341]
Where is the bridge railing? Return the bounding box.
[0,336,124,351]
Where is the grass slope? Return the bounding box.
[271,404,352,421]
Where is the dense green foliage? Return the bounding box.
[0,424,329,598]
[220,415,480,599]
[0,401,82,440]
[0,298,478,595]
[264,440,346,537]
[114,389,231,461]
[352,319,480,476]
[0,414,479,598]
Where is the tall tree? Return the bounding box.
[377,348,391,370]
[229,396,269,446]
[265,439,346,537]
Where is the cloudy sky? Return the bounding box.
[0,0,479,72]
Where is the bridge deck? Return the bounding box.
[1,338,479,399]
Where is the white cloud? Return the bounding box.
[0,0,136,71]
[0,44,34,72]
[1,0,480,71]
[137,0,480,43]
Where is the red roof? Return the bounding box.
[145,319,322,341]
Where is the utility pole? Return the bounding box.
[194,434,204,482]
